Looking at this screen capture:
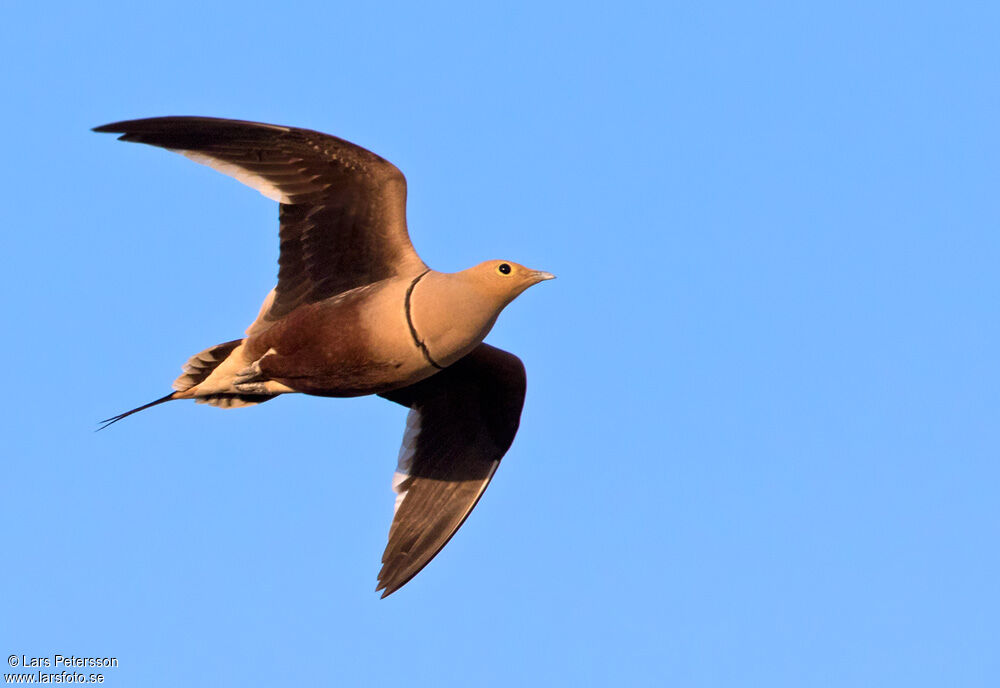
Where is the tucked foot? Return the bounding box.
[234,358,265,391]
[233,356,295,395]
[234,379,271,394]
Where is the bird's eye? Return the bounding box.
[497,263,512,275]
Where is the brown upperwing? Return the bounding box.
[94,116,426,321]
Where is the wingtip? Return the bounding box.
[375,575,402,599]
[92,117,171,136]
[92,116,295,137]
[92,121,124,134]
[91,122,141,143]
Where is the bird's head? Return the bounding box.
[465,260,556,307]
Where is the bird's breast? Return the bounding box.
[408,272,501,369]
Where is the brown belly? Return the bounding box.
[244,293,420,397]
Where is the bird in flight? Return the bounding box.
[94,116,553,597]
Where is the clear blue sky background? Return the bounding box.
[2,2,997,686]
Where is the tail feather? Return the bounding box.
[97,392,177,431]
[173,339,244,392]
[195,393,276,408]
[99,337,280,430]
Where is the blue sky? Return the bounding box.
[2,1,998,686]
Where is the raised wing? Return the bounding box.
[377,344,527,597]
[94,116,426,321]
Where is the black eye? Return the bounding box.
[498,263,511,275]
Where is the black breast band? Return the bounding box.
[404,270,444,370]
